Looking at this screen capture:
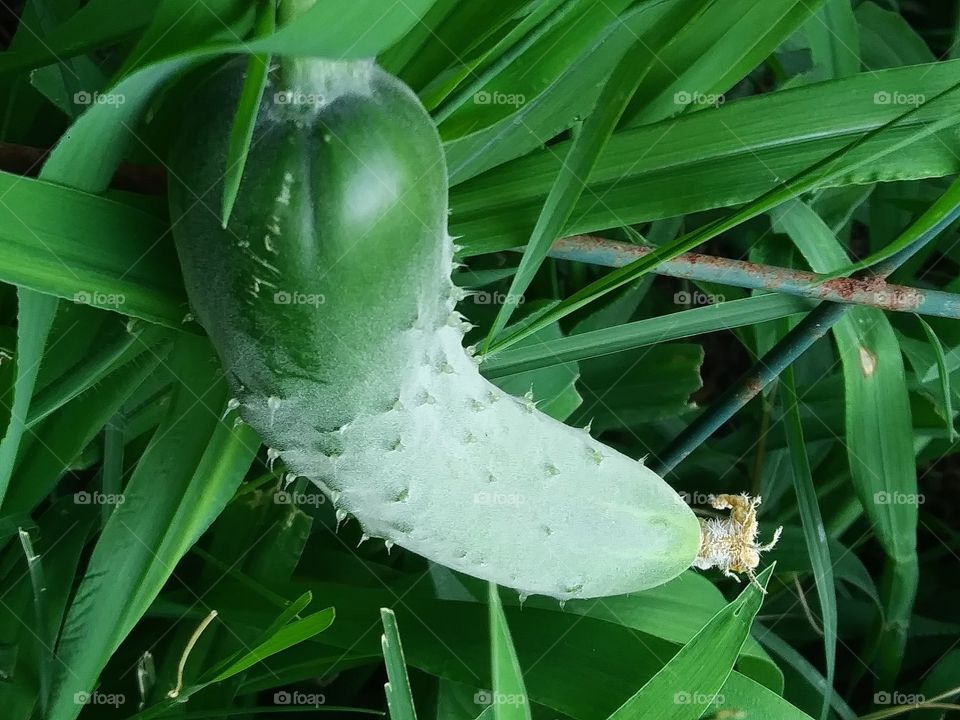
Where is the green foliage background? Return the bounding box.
[0,0,959,719]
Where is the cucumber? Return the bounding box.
[169,57,701,599]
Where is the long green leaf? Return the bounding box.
[780,364,837,720]
[45,336,260,720]
[481,294,812,377]
[488,584,531,720]
[221,0,276,227]
[380,608,418,720]
[483,0,708,348]
[480,69,960,356]
[606,566,773,719]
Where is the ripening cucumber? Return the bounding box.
[168,57,701,599]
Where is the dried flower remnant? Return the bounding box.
[693,493,782,592]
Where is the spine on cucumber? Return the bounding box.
[169,57,701,599]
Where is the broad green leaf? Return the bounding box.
[381,608,418,720]
[754,623,856,720]
[44,335,260,720]
[605,566,772,719]
[806,0,860,80]
[488,584,531,720]
[857,1,935,70]
[568,344,702,433]
[451,60,960,256]
[478,68,960,355]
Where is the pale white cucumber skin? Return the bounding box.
[176,60,701,600]
[238,229,700,601]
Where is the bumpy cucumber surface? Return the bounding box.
[169,58,701,599]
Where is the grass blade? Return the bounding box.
[44,335,260,720]
[380,608,418,720]
[780,364,837,720]
[483,2,706,349]
[606,566,773,719]
[488,583,531,720]
[915,315,957,441]
[221,0,276,227]
[482,76,960,356]
[815,177,960,280]
[481,294,812,377]
[0,290,57,506]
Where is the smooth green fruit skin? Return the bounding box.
[170,58,701,599]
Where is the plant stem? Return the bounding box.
[548,235,960,319]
